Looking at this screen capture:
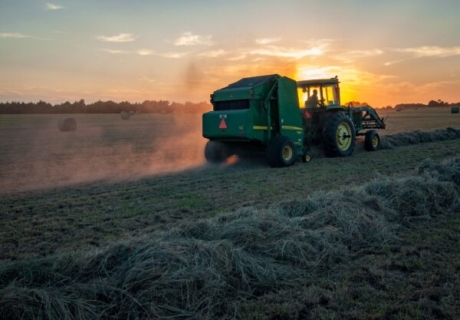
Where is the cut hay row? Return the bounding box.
[0,158,459,319]
[381,127,460,149]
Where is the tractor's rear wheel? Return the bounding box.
[266,136,296,167]
[204,141,229,163]
[364,130,380,151]
[323,112,356,157]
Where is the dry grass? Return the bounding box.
[0,108,460,319]
[380,127,460,149]
[1,157,459,319]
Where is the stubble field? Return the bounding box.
[0,107,459,319]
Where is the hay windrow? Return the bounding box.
[417,157,460,189]
[0,158,459,319]
[380,127,460,149]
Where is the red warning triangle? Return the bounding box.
[219,118,227,130]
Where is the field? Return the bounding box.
[1,107,460,319]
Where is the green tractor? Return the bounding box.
[202,74,385,167]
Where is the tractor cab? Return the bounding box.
[297,77,341,110]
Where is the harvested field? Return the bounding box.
[0,107,460,319]
[376,106,460,134]
[0,113,205,193]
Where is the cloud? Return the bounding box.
[248,45,325,59]
[227,54,247,61]
[138,50,188,58]
[174,32,212,46]
[160,52,189,58]
[46,3,63,10]
[396,46,460,58]
[0,32,50,41]
[199,49,225,58]
[255,38,281,45]
[344,49,383,59]
[99,48,187,58]
[136,49,154,56]
[97,33,137,43]
[100,49,128,54]
[0,32,28,39]
[241,39,331,60]
[334,49,384,63]
[384,60,404,66]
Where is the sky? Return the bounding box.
[1,0,460,107]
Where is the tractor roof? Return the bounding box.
[221,74,279,90]
[297,77,339,87]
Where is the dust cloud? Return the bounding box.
[0,113,207,194]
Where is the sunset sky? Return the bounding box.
[1,0,459,107]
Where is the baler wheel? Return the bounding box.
[204,141,229,163]
[266,136,296,167]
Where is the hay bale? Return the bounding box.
[120,111,131,120]
[451,106,459,114]
[57,118,77,132]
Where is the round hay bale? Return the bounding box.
[451,106,459,114]
[58,118,77,132]
[120,111,131,120]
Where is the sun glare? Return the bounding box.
[295,66,363,106]
[295,67,333,82]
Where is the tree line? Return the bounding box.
[387,99,460,110]
[0,98,458,114]
[347,99,459,109]
[0,100,212,114]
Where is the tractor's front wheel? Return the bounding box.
[302,153,312,163]
[204,140,229,163]
[364,130,380,151]
[323,112,356,157]
[266,136,296,167]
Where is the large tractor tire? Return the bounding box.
[266,135,297,167]
[204,140,229,163]
[364,130,381,151]
[323,112,356,157]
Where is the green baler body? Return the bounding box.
[202,74,304,155]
